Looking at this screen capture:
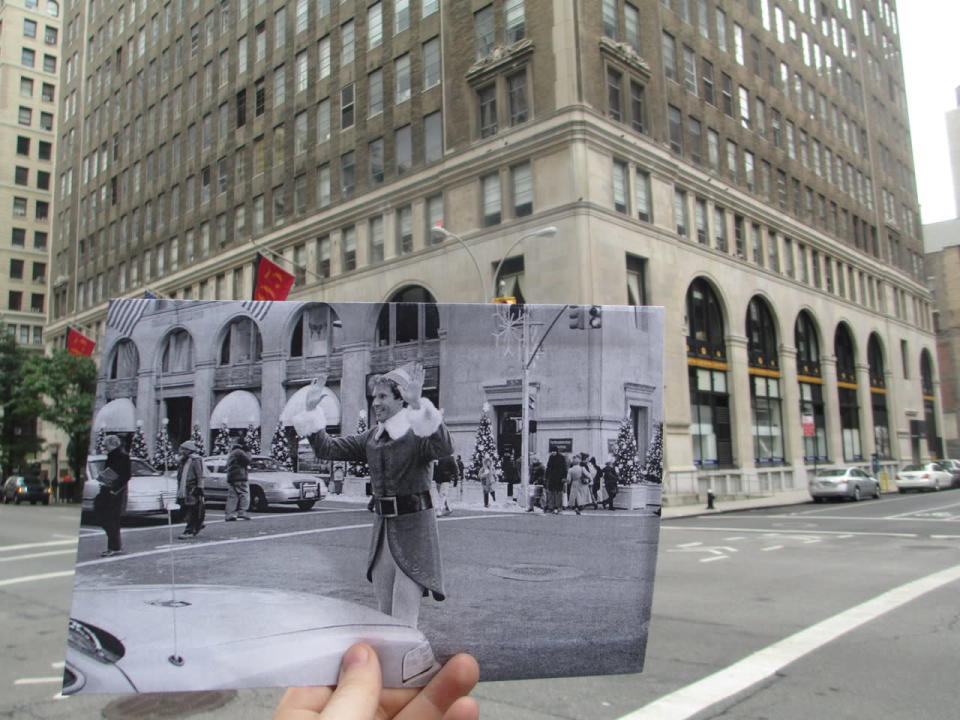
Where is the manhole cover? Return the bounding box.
[102,690,236,719]
[487,564,582,582]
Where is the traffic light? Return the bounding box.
[568,305,584,329]
[588,305,603,329]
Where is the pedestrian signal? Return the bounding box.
[588,305,603,329]
[567,305,584,329]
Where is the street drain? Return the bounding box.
[487,564,582,582]
[102,690,236,719]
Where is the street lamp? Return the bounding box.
[491,226,558,301]
[429,225,487,302]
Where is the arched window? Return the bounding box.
[108,340,139,380]
[686,279,731,467]
[746,297,783,464]
[920,349,939,457]
[376,285,440,346]
[220,317,262,365]
[47,0,59,16]
[867,334,890,458]
[794,311,825,463]
[834,324,861,461]
[161,329,194,373]
[290,304,340,357]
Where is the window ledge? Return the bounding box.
[465,39,534,86]
[599,37,652,79]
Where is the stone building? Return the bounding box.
[50,0,939,500]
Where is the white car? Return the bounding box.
[895,462,954,493]
[809,467,881,502]
[63,585,439,694]
[202,455,327,511]
[82,456,181,520]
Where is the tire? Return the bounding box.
[249,486,268,513]
[872,484,881,499]
[852,486,861,502]
[297,500,316,511]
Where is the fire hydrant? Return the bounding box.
[706,487,716,510]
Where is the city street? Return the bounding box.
[2,489,959,718]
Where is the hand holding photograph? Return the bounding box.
[65,300,663,694]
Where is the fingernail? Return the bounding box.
[340,644,369,674]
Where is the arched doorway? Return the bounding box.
[835,323,862,462]
[921,350,940,458]
[746,297,783,464]
[795,311,826,463]
[867,334,891,459]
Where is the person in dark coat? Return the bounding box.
[176,440,205,538]
[95,435,132,557]
[544,448,568,514]
[502,453,518,499]
[455,455,464,487]
[602,460,621,510]
[224,439,252,521]
[295,362,451,629]
[435,454,457,516]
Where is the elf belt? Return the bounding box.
[373,491,433,517]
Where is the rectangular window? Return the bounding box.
[475,6,494,60]
[318,98,331,141]
[668,105,683,153]
[683,46,697,94]
[508,71,528,125]
[662,32,677,81]
[630,81,646,133]
[479,85,497,137]
[318,35,331,78]
[340,20,354,65]
[341,83,355,128]
[701,58,714,104]
[317,235,331,277]
[602,0,617,38]
[317,164,331,207]
[424,37,441,89]
[612,160,627,213]
[369,137,384,184]
[625,2,640,50]
[369,216,384,262]
[635,169,652,222]
[674,189,689,238]
[395,124,412,173]
[340,151,355,198]
[425,111,443,162]
[368,68,384,117]
[695,197,708,243]
[505,0,525,43]
[395,54,411,103]
[395,0,410,34]
[512,162,532,217]
[396,205,413,253]
[342,226,356,271]
[482,173,501,226]
[607,68,623,122]
[426,194,443,239]
[295,51,308,92]
[713,206,727,251]
[368,3,382,47]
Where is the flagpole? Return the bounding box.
[248,241,326,284]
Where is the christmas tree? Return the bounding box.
[212,423,231,455]
[348,411,370,477]
[130,422,149,460]
[612,417,642,484]
[191,423,206,456]
[152,419,176,471]
[244,423,261,454]
[639,423,664,484]
[94,428,106,454]
[270,420,293,469]
[466,407,501,481]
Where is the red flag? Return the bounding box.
[252,254,295,301]
[66,328,96,357]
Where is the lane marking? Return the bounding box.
[76,513,511,567]
[0,539,77,553]
[14,677,62,685]
[677,542,703,548]
[884,500,960,519]
[699,556,728,563]
[761,545,783,552]
[762,513,960,524]
[0,570,74,587]
[931,534,960,539]
[617,562,960,720]
[724,536,746,541]
[662,526,918,538]
[0,549,77,563]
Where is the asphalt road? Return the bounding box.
[2,489,959,719]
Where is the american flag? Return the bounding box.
[241,301,272,322]
[106,298,154,337]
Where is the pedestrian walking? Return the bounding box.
[224,439,251,521]
[50,475,59,504]
[601,459,620,510]
[527,454,545,512]
[480,455,497,508]
[176,440,205,539]
[435,454,457,516]
[502,452,518,499]
[587,456,602,508]
[295,362,451,629]
[544,447,568,514]
[455,455,464,487]
[94,435,131,557]
[567,455,592,515]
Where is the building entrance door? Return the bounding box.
[165,397,193,448]
[496,405,522,460]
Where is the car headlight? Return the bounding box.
[402,641,436,684]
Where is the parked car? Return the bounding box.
[895,462,954,493]
[1,475,50,505]
[82,456,181,520]
[937,458,960,488]
[809,467,881,502]
[202,455,326,512]
[62,584,439,694]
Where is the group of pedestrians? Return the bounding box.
[541,448,620,514]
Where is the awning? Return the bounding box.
[93,398,137,433]
[280,385,342,428]
[210,390,261,429]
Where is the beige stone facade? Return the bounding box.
[48,0,941,499]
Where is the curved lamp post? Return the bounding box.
[429,225,487,302]
[491,226,557,300]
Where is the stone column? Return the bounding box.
[821,357,842,463]
[192,360,216,447]
[259,348,286,439]
[726,334,757,492]
[855,361,875,461]
[338,342,373,434]
[779,345,803,469]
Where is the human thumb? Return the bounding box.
[318,643,382,720]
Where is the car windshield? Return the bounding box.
[816,469,847,477]
[250,458,283,472]
[900,464,925,472]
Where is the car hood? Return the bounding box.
[67,585,431,692]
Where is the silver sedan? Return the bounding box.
[809,467,881,502]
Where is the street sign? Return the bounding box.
[549,438,573,453]
[802,415,815,437]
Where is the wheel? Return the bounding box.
[852,486,861,502]
[933,479,941,491]
[872,484,881,499]
[249,486,268,512]
[297,500,316,511]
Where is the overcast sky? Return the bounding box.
[899,2,960,225]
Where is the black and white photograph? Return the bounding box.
[65,299,663,694]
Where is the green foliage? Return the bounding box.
[0,334,44,475]
[639,423,664,484]
[466,411,501,481]
[19,348,97,482]
[270,420,293,470]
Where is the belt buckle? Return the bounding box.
[379,496,398,517]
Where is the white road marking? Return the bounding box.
[761,545,783,552]
[699,556,729,563]
[617,562,960,720]
[662,525,918,538]
[837,534,853,539]
[677,542,703,548]
[0,539,77,553]
[14,677,62,685]
[724,536,746,541]
[885,500,960,519]
[0,549,77,563]
[931,534,960,539]
[763,513,960,524]
[0,570,74,587]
